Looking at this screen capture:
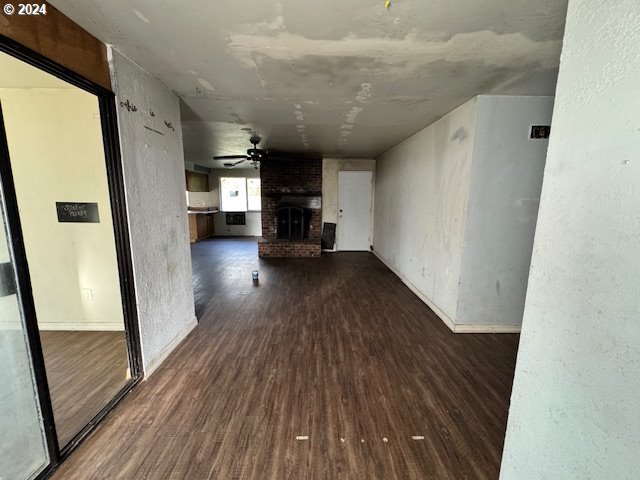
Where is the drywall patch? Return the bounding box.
[235,1,285,35]
[133,9,150,24]
[292,103,310,149]
[227,30,563,74]
[337,82,371,151]
[345,106,363,124]
[197,78,216,91]
[356,82,372,102]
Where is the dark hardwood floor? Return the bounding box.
[191,236,260,319]
[53,237,519,479]
[39,330,129,447]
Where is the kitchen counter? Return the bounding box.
[187,208,218,215]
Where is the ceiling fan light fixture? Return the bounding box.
[213,136,267,168]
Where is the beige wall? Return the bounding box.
[1,88,124,331]
[322,158,376,250]
[322,158,376,228]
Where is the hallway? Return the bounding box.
[53,239,518,479]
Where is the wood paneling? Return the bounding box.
[39,330,129,447]
[0,2,111,90]
[53,238,519,479]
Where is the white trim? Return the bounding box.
[372,250,521,334]
[37,322,125,331]
[372,249,457,332]
[143,315,198,378]
[453,323,521,334]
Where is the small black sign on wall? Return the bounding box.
[226,212,246,225]
[56,202,100,223]
[530,125,551,139]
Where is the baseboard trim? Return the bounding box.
[143,315,198,378]
[372,250,521,334]
[372,250,458,332]
[453,324,521,334]
[37,322,125,331]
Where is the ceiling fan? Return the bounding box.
[213,136,265,169]
[213,136,305,168]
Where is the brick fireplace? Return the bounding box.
[258,157,322,258]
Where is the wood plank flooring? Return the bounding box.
[53,238,519,479]
[39,330,129,447]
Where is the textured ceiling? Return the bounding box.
[50,0,568,166]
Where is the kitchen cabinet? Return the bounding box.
[188,212,215,243]
[185,171,209,192]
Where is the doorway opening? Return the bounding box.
[187,165,262,319]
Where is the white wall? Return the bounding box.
[374,99,477,324]
[109,48,196,375]
[1,88,124,331]
[457,96,554,327]
[501,1,640,478]
[374,95,552,331]
[208,168,262,236]
[212,212,261,237]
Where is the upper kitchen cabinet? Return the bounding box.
[185,170,209,192]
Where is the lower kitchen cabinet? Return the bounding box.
[189,213,214,243]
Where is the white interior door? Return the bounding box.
[337,171,373,251]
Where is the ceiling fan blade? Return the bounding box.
[223,159,248,168]
[213,155,248,160]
